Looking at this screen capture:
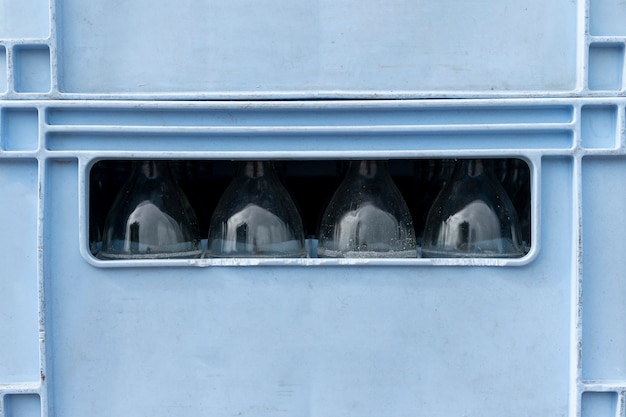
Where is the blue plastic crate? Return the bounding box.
[1,1,626,417]
[0,97,624,417]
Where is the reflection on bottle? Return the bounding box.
[99,160,202,259]
[411,159,455,243]
[317,160,417,258]
[421,159,524,258]
[206,160,306,257]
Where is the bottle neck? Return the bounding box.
[352,160,388,178]
[456,159,486,178]
[241,160,271,179]
[136,160,169,180]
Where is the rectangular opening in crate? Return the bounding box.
[88,158,531,263]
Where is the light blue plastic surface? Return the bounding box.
[0,0,621,99]
[1,0,626,416]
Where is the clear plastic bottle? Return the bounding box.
[206,160,306,258]
[99,160,202,259]
[317,160,417,258]
[421,159,524,258]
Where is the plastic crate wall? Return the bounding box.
[0,0,623,99]
[1,1,626,417]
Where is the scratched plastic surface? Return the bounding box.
[1,0,626,416]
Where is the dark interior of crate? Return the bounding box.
[89,158,531,251]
